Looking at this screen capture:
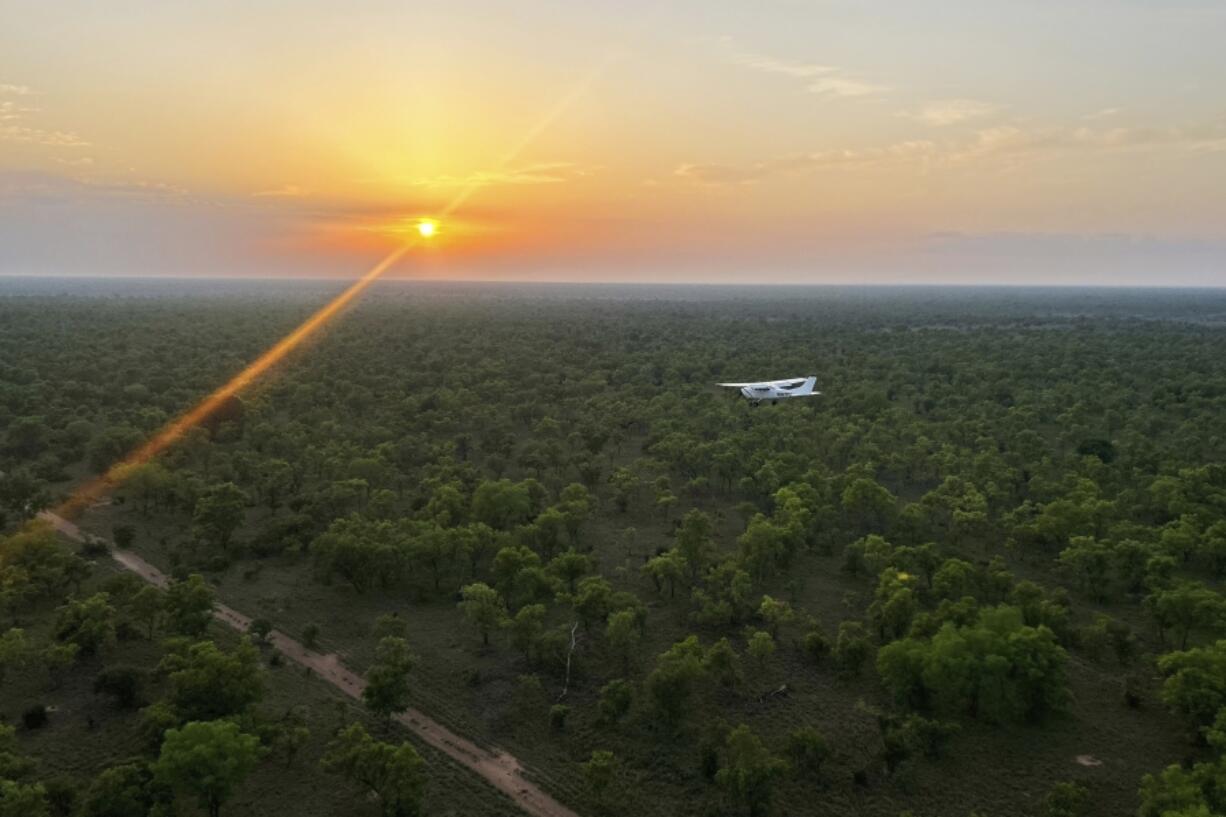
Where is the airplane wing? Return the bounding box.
[717,382,761,388]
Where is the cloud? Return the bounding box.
[806,76,890,99]
[673,115,1226,186]
[0,125,90,148]
[253,184,309,198]
[674,141,937,184]
[732,53,834,79]
[406,162,593,187]
[903,99,999,126]
[0,80,89,148]
[730,47,888,98]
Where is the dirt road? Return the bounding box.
[38,511,580,817]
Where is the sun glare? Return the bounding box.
[417,219,438,238]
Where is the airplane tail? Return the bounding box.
[796,376,818,396]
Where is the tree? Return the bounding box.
[153,720,262,817]
[1045,781,1090,817]
[842,477,896,534]
[598,679,634,724]
[84,761,165,817]
[471,479,533,530]
[111,525,135,550]
[675,509,714,580]
[458,583,507,646]
[582,750,617,808]
[572,575,614,631]
[0,780,50,817]
[321,723,426,817]
[364,636,414,721]
[1158,639,1226,731]
[646,635,706,730]
[704,638,743,689]
[876,605,1068,724]
[746,630,776,669]
[94,665,145,710]
[605,609,641,673]
[548,550,591,594]
[642,550,685,599]
[162,574,214,637]
[42,641,78,688]
[129,585,163,640]
[159,638,264,721]
[715,724,787,817]
[506,604,546,661]
[0,468,50,523]
[786,726,829,776]
[191,482,247,551]
[0,627,28,684]
[1148,582,1226,649]
[834,621,871,676]
[55,592,117,656]
[757,596,794,637]
[1138,755,1226,817]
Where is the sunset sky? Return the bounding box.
[3,1,1225,285]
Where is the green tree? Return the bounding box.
[158,638,264,721]
[1158,639,1226,731]
[675,509,715,580]
[55,592,117,656]
[458,582,507,646]
[153,720,262,817]
[84,761,164,817]
[364,636,414,721]
[191,482,247,551]
[547,550,591,594]
[642,550,686,599]
[0,627,28,684]
[582,750,617,808]
[834,621,871,676]
[321,723,426,817]
[162,574,214,637]
[715,724,787,817]
[605,609,641,673]
[746,630,775,669]
[785,726,828,776]
[646,635,706,729]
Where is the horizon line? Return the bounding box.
[2,272,1225,291]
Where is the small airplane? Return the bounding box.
[717,375,821,406]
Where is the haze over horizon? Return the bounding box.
[3,1,1226,286]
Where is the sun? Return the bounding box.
[416,219,438,238]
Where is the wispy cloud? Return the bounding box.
[0,81,89,149]
[732,53,834,79]
[673,117,1226,185]
[730,46,888,98]
[253,184,309,198]
[406,162,594,187]
[902,99,999,126]
[675,141,936,184]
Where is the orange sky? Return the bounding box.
[2,1,1226,284]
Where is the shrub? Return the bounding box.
[22,704,48,730]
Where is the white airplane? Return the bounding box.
[717,375,821,406]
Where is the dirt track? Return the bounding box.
[38,511,580,817]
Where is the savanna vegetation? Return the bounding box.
[3,277,1226,816]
